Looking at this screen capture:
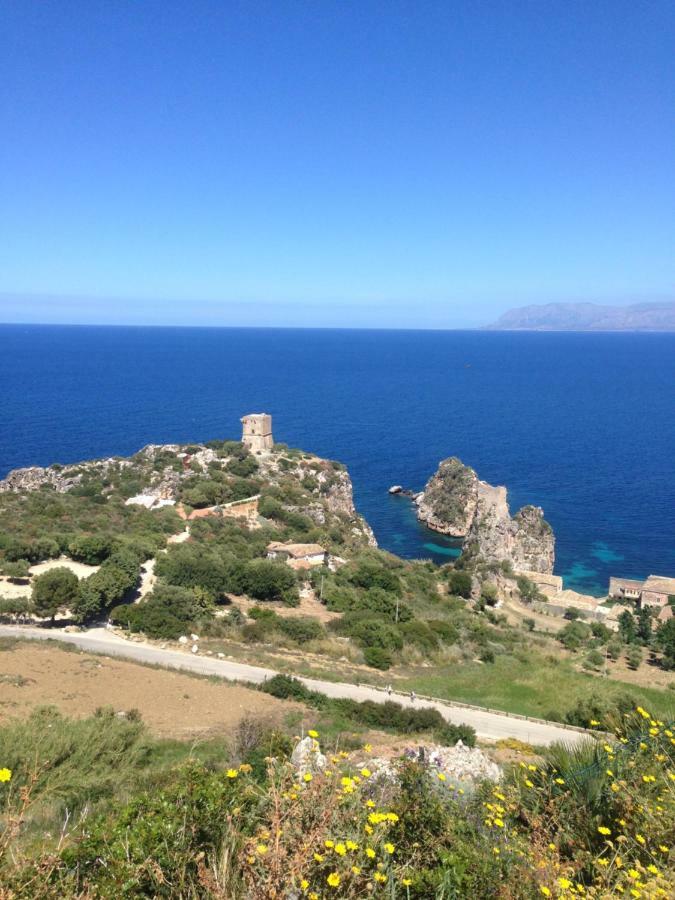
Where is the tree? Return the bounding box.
[516,576,540,603]
[523,617,536,632]
[656,618,675,670]
[244,560,298,606]
[618,609,637,644]
[636,606,653,644]
[32,567,79,620]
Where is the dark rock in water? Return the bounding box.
[388,485,403,494]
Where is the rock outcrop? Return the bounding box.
[416,457,554,574]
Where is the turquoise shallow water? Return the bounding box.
[0,325,673,596]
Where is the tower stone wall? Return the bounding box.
[241,413,274,452]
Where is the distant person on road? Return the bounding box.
[410,691,416,703]
[386,684,392,696]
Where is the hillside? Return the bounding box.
[486,301,675,331]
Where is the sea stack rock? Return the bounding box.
[415,457,555,574]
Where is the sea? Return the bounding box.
[1,324,673,596]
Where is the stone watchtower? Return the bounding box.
[241,413,274,452]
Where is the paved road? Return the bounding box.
[0,625,587,746]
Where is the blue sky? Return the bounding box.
[1,0,673,328]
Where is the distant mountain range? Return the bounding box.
[486,302,675,332]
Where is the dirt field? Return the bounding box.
[0,641,294,739]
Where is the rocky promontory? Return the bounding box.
[415,457,554,574]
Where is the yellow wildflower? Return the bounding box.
[374,872,387,883]
[335,843,347,856]
[256,844,268,855]
[558,878,572,889]
[540,889,551,898]
[438,773,447,781]
[360,768,372,778]
[384,842,395,854]
[555,778,565,785]
[226,769,238,778]
[303,773,313,783]
[402,878,412,887]
[351,865,361,875]
[364,743,372,752]
[365,847,376,859]
[598,827,611,836]
[314,853,324,862]
[635,834,646,845]
[308,729,319,738]
[524,779,534,788]
[327,872,340,888]
[0,768,11,783]
[346,840,358,851]
[494,818,504,828]
[325,840,334,849]
[366,799,375,808]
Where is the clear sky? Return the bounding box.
[1,0,674,328]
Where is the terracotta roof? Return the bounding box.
[643,575,675,594]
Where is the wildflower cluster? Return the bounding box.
[240,734,417,897]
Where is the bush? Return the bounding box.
[480,582,498,606]
[447,570,472,599]
[244,560,298,606]
[399,620,439,652]
[115,584,204,640]
[277,616,324,643]
[260,676,476,746]
[363,646,393,669]
[225,455,259,478]
[627,646,643,670]
[68,534,113,565]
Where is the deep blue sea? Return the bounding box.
[1,324,673,595]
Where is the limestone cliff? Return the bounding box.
[415,457,554,574]
[0,441,376,549]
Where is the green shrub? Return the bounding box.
[363,646,393,669]
[447,570,472,599]
[32,567,79,619]
[68,534,113,565]
[277,616,324,643]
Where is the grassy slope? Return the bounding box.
[399,651,675,720]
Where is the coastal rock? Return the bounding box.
[388,485,403,494]
[0,465,81,494]
[416,457,554,574]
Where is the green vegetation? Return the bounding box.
[260,675,476,747]
[31,567,79,620]
[1,705,673,897]
[399,649,675,723]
